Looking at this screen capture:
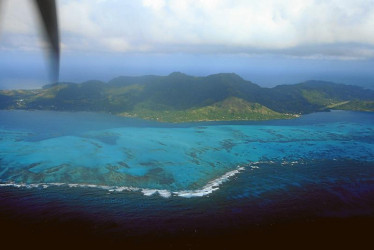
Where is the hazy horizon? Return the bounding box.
[1,0,374,89]
[1,51,374,90]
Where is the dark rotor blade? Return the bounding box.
[34,0,60,82]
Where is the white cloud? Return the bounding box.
[142,0,166,11]
[1,0,374,59]
[59,1,101,37]
[0,0,39,34]
[102,37,131,52]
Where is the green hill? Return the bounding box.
[120,97,296,122]
[0,72,373,122]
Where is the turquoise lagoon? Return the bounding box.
[0,109,373,200]
[1,109,374,240]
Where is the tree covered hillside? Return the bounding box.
[1,72,373,122]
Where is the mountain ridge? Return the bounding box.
[0,72,373,122]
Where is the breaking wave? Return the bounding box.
[0,165,245,198]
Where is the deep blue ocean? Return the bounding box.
[0,110,374,242]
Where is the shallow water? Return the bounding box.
[0,110,373,196]
[0,110,373,235]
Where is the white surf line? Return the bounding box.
[141,189,172,198]
[173,165,246,198]
[0,165,246,198]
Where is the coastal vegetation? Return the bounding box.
[0,72,373,122]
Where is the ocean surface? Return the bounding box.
[0,110,374,243]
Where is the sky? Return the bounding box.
[1,0,374,89]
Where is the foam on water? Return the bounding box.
[141,189,172,198]
[0,165,245,198]
[173,166,245,198]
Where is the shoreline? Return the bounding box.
[2,108,302,123]
[117,112,300,123]
[2,108,374,124]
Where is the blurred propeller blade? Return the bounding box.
[34,0,60,82]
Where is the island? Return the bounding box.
[0,72,373,122]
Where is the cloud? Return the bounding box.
[142,0,166,11]
[1,0,374,59]
[0,0,39,34]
